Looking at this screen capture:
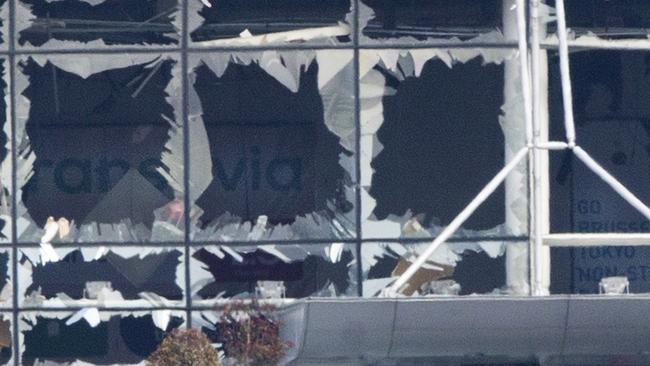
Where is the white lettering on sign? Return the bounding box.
[572,118,650,293]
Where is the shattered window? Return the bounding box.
[360,0,504,43]
[0,0,6,46]
[360,49,517,240]
[361,241,509,296]
[189,0,351,45]
[19,247,184,307]
[189,51,356,241]
[16,55,184,243]
[546,0,650,40]
[191,243,358,300]
[0,60,10,244]
[17,0,180,47]
[549,50,650,294]
[21,312,184,365]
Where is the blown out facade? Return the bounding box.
[0,0,644,365]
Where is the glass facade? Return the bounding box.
[0,0,640,364]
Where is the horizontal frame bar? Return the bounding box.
[7,236,530,248]
[544,233,650,247]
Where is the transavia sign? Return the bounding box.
[212,146,303,192]
[27,150,303,194]
[28,157,168,194]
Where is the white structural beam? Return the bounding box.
[516,0,534,146]
[537,141,569,150]
[502,0,532,295]
[544,233,650,247]
[554,0,577,145]
[530,0,551,296]
[542,37,650,51]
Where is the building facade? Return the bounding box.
[0,0,645,364]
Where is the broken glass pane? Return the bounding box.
[17,0,180,47]
[360,0,503,43]
[360,49,516,240]
[0,0,7,47]
[547,0,650,40]
[0,251,10,309]
[189,51,356,241]
[0,59,10,244]
[16,54,184,243]
[190,243,358,300]
[21,311,184,365]
[18,246,184,308]
[189,0,350,46]
[549,50,650,295]
[361,241,510,297]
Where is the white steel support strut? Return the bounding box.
[502,0,533,294]
[516,0,534,147]
[572,146,650,222]
[509,0,535,294]
[554,0,577,145]
[530,0,551,296]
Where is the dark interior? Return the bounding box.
[20,58,176,229]
[369,57,505,231]
[362,0,501,40]
[193,60,352,226]
[193,247,353,298]
[25,249,183,300]
[546,0,650,39]
[22,314,183,365]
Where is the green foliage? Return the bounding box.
[146,328,222,366]
[218,299,293,366]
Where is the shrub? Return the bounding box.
[218,300,292,366]
[146,328,222,366]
